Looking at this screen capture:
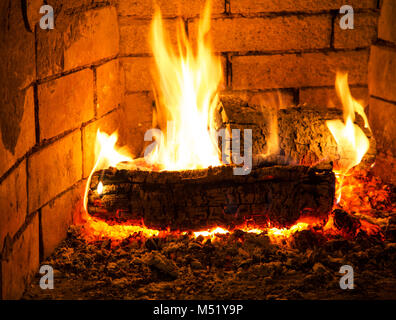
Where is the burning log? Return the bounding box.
[87,162,335,230]
[216,96,376,169]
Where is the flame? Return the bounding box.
[83,130,132,211]
[97,181,103,195]
[146,1,222,170]
[258,92,281,158]
[267,222,310,239]
[326,72,370,203]
[193,226,230,238]
[75,12,393,247]
[77,207,161,244]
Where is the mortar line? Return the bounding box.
[1,210,40,261]
[36,54,119,85]
[218,46,370,57]
[38,209,44,262]
[294,88,300,106]
[81,126,85,181]
[93,66,98,118]
[370,95,396,107]
[26,156,30,220]
[33,83,40,144]
[329,9,337,49]
[3,178,85,260]
[225,0,230,15]
[116,8,377,20]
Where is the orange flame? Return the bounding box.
[75,11,391,247]
[326,72,370,203]
[146,2,223,170]
[83,130,132,211]
[193,226,230,238]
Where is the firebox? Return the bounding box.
[0,0,395,301]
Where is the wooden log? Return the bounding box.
[87,162,335,230]
[216,96,376,170]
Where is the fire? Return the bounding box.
[145,2,223,170]
[97,181,103,195]
[77,207,161,244]
[267,222,310,240]
[75,4,393,247]
[326,72,370,203]
[193,227,230,238]
[83,130,132,211]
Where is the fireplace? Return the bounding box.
[0,0,395,300]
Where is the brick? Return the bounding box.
[82,110,124,178]
[26,0,44,31]
[122,57,154,92]
[65,7,119,71]
[96,59,124,117]
[119,17,180,55]
[369,97,396,156]
[28,130,82,213]
[219,55,228,90]
[0,161,27,251]
[232,50,369,90]
[189,15,331,53]
[46,0,93,12]
[37,7,119,78]
[119,92,155,157]
[0,0,35,87]
[300,87,369,109]
[231,0,377,14]
[0,87,36,177]
[123,92,154,128]
[38,69,94,140]
[41,183,83,259]
[334,13,378,49]
[221,90,295,107]
[371,152,396,185]
[0,0,36,176]
[378,0,396,44]
[369,97,396,185]
[117,0,225,18]
[1,215,39,300]
[122,54,227,92]
[369,45,396,102]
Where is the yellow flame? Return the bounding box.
[97,181,103,195]
[326,72,370,202]
[193,226,229,238]
[146,1,222,170]
[80,215,160,243]
[83,130,132,211]
[267,222,310,241]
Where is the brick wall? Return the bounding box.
[0,1,122,299]
[369,0,396,185]
[117,0,379,156]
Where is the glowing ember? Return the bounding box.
[78,211,160,244]
[267,222,310,239]
[145,2,223,170]
[193,227,230,238]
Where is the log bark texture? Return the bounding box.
[88,162,335,230]
[216,96,376,170]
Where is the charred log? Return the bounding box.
[87,162,335,230]
[216,96,376,169]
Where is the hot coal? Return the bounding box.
[23,209,396,300]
